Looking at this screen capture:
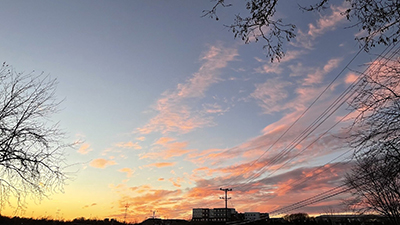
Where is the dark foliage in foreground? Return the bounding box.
[0,215,124,225]
[0,215,393,225]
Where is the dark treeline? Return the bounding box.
[0,215,125,225]
[1,215,393,225]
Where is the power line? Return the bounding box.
[269,185,351,215]
[222,43,400,225]
[217,41,400,218]
[268,155,397,216]
[224,45,367,189]
[258,43,400,215]
[197,34,400,221]
[234,41,400,193]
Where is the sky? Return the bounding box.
[0,0,390,222]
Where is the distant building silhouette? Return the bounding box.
[243,212,269,221]
[315,214,387,225]
[192,208,237,222]
[192,208,269,222]
[141,218,189,225]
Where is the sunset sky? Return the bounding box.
[0,0,390,222]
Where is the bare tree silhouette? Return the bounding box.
[205,0,400,61]
[347,54,400,163]
[345,153,400,224]
[0,63,69,212]
[344,53,400,222]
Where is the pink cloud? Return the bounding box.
[304,58,342,85]
[250,57,342,117]
[118,167,135,178]
[141,148,190,160]
[144,162,176,168]
[136,136,146,141]
[202,103,229,115]
[89,158,117,169]
[254,50,304,75]
[280,50,305,63]
[344,72,358,84]
[251,78,292,114]
[109,162,352,222]
[111,186,187,222]
[186,148,228,165]
[308,4,347,38]
[323,58,342,72]
[254,63,283,74]
[191,162,351,213]
[169,177,185,188]
[137,45,238,134]
[192,73,352,181]
[140,138,191,160]
[155,137,175,145]
[77,143,92,155]
[116,141,142,149]
[294,3,348,49]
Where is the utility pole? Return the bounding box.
[124,204,129,224]
[219,188,232,222]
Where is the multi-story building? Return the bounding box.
[243,212,269,221]
[192,208,238,222]
[213,208,237,222]
[192,208,210,222]
[244,212,260,221]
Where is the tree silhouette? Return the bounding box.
[283,213,310,224]
[344,51,400,222]
[205,0,400,62]
[345,152,400,224]
[347,54,400,165]
[0,63,68,211]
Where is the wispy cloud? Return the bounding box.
[77,143,93,155]
[303,58,342,85]
[137,44,238,134]
[188,57,350,187]
[155,137,175,145]
[90,158,117,169]
[186,148,227,166]
[254,50,304,74]
[251,57,343,116]
[110,184,187,220]
[116,141,142,149]
[140,137,191,160]
[136,136,146,141]
[169,177,185,188]
[202,103,230,115]
[118,167,135,178]
[82,203,97,209]
[344,72,358,84]
[254,63,283,74]
[294,3,348,49]
[308,4,347,38]
[144,162,176,168]
[110,161,352,221]
[251,77,293,114]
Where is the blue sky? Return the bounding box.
[0,0,388,222]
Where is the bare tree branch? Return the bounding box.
[0,63,70,212]
[344,51,400,223]
[206,0,400,61]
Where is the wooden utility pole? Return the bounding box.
[219,188,232,222]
